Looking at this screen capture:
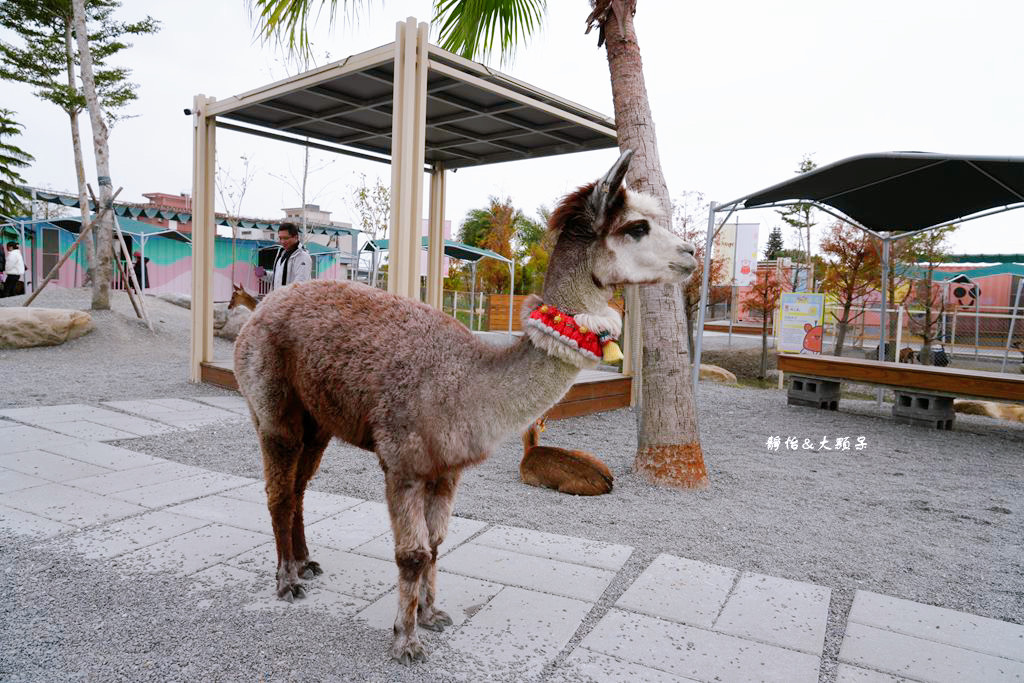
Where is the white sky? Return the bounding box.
[6,0,1024,256]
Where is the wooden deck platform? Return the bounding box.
[200,362,632,420]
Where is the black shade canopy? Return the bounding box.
[727,153,1024,233]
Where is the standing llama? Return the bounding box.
[233,150,696,664]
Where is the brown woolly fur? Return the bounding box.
[520,420,613,496]
[548,182,626,243]
[232,150,697,665]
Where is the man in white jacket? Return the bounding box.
[3,241,25,297]
[271,223,311,291]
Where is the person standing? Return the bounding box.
[132,251,150,289]
[271,223,311,291]
[3,241,25,297]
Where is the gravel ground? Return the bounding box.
[2,288,1023,682]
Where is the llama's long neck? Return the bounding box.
[469,242,614,442]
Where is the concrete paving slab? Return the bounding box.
[36,420,142,441]
[166,494,273,534]
[0,426,83,454]
[355,571,503,631]
[470,524,632,571]
[834,664,906,682]
[116,523,269,576]
[0,503,75,538]
[66,461,206,495]
[0,449,111,482]
[219,482,363,521]
[581,608,820,683]
[1,482,146,528]
[191,396,250,414]
[38,441,165,470]
[109,471,252,508]
[615,553,737,628]
[0,468,49,494]
[839,621,1024,682]
[352,515,486,561]
[0,404,101,422]
[77,415,175,437]
[438,543,616,603]
[551,648,699,683]
[714,571,830,655]
[438,586,592,681]
[65,510,211,559]
[848,590,1024,662]
[226,543,397,601]
[304,501,392,551]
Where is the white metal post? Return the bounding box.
[1001,277,1024,371]
[895,305,904,359]
[692,202,717,388]
[427,164,446,309]
[189,94,216,383]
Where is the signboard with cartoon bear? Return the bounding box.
[779,292,826,354]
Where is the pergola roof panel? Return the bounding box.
[212,41,617,169]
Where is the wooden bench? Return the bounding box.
[776,353,1024,429]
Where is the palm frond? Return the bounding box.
[432,0,546,65]
[250,0,352,58]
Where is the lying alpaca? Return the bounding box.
[520,417,613,496]
[233,150,696,664]
[216,284,258,341]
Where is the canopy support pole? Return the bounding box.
[427,163,446,309]
[189,94,217,383]
[692,201,717,389]
[1002,277,1024,371]
[877,237,890,405]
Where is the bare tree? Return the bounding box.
[820,221,879,356]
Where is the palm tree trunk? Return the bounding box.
[72,0,113,310]
[64,19,97,287]
[603,7,708,489]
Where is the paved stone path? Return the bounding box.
[1,399,1022,682]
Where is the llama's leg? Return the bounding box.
[292,412,330,579]
[385,473,431,664]
[417,470,461,632]
[259,428,305,601]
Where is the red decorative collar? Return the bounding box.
[525,303,616,362]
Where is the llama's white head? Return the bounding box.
[546,150,697,298]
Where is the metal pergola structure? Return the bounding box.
[189,17,618,381]
[694,152,1024,387]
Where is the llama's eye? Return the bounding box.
[624,221,650,240]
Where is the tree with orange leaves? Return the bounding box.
[820,221,880,356]
[742,268,784,379]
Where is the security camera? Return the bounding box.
[183,108,193,116]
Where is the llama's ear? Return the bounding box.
[589,149,633,225]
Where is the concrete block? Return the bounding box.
[304,501,391,551]
[166,494,273,534]
[714,572,831,654]
[2,482,145,527]
[0,426,85,454]
[892,391,955,430]
[439,543,616,603]
[834,664,904,683]
[581,608,819,683]
[116,523,268,576]
[355,570,502,630]
[66,510,210,559]
[788,376,840,410]
[220,482,362,521]
[439,586,592,681]
[839,621,1024,682]
[471,525,632,571]
[615,554,737,628]
[0,449,111,483]
[848,590,1024,662]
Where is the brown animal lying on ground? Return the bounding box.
[899,346,918,364]
[953,400,1024,423]
[520,418,613,496]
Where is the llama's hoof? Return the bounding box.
[277,583,306,602]
[301,561,323,578]
[392,637,427,665]
[418,607,453,632]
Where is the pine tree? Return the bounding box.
[0,109,34,216]
[764,226,784,260]
[776,155,818,290]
